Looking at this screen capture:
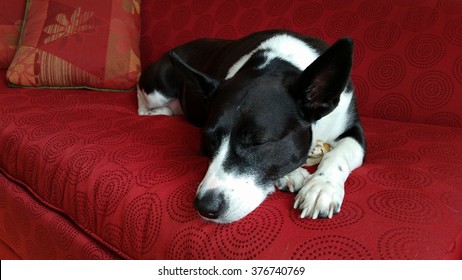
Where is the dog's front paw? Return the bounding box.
[275,168,310,193]
[294,176,344,219]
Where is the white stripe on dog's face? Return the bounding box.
[196,137,274,223]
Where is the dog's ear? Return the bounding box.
[168,51,220,98]
[291,37,353,122]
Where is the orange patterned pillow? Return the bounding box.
[0,1,26,69]
[7,0,141,91]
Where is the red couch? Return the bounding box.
[1,0,462,259]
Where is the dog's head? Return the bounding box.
[169,37,353,223]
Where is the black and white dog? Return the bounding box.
[137,30,366,224]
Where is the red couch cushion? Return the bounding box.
[0,0,26,69]
[1,70,462,259]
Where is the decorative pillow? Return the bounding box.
[7,0,141,91]
[0,1,26,69]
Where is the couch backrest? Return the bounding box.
[140,0,462,128]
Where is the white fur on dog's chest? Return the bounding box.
[310,91,353,148]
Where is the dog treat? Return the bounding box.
[304,140,331,166]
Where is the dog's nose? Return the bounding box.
[195,191,225,220]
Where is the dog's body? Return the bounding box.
[138,30,366,223]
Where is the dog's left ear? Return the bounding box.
[291,37,353,122]
[168,51,220,98]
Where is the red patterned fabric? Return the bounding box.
[1,0,462,260]
[7,0,141,90]
[0,0,26,69]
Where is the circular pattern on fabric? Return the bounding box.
[362,119,403,133]
[191,0,213,15]
[419,143,462,164]
[405,34,445,68]
[193,14,215,38]
[215,25,238,39]
[412,71,453,110]
[352,39,365,69]
[441,192,462,212]
[292,2,323,28]
[266,17,292,30]
[368,167,432,188]
[367,190,440,223]
[0,115,14,132]
[81,243,116,260]
[368,55,405,90]
[102,223,123,250]
[66,146,105,185]
[75,118,112,134]
[0,92,26,105]
[167,181,199,223]
[264,0,293,16]
[109,144,159,166]
[237,8,263,35]
[151,0,172,19]
[27,197,49,219]
[425,112,462,128]
[364,21,400,51]
[429,164,462,187]
[136,161,188,188]
[215,1,239,24]
[87,130,129,145]
[215,204,283,259]
[0,178,7,208]
[133,128,177,146]
[2,128,25,167]
[124,192,162,255]
[325,11,358,38]
[42,133,79,163]
[289,201,364,230]
[407,127,456,142]
[27,225,56,259]
[174,30,195,46]
[12,198,30,236]
[171,5,192,30]
[152,20,171,46]
[401,6,438,32]
[95,169,132,216]
[168,227,216,259]
[30,94,74,113]
[345,174,367,194]
[73,191,96,231]
[21,145,41,186]
[28,123,68,141]
[373,93,412,122]
[438,0,462,14]
[16,113,53,126]
[323,0,353,10]
[49,216,78,250]
[351,75,369,108]
[366,134,408,154]
[453,55,462,84]
[358,0,392,21]
[57,111,96,124]
[368,150,420,166]
[444,17,462,46]
[378,228,445,259]
[291,235,372,260]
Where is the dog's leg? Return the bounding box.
[294,137,364,219]
[137,87,182,116]
[276,168,311,193]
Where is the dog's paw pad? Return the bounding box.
[294,177,344,219]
